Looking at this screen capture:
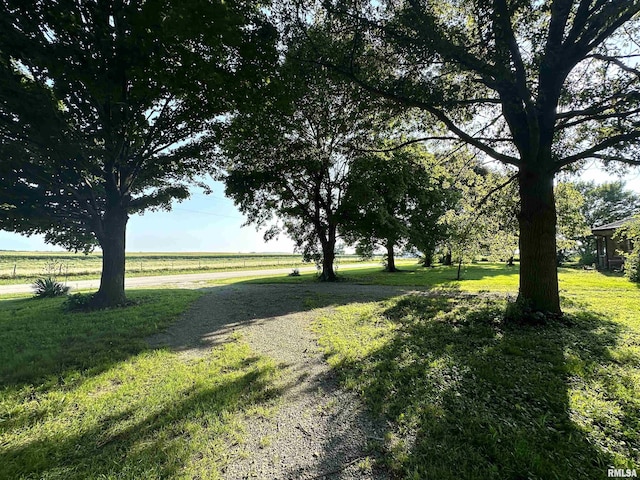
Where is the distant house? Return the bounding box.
[592,216,635,270]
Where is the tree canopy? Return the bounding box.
[342,144,456,271]
[302,0,640,315]
[575,180,640,228]
[220,41,388,280]
[0,0,277,307]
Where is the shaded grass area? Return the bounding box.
[0,290,281,479]
[0,290,201,386]
[314,278,640,479]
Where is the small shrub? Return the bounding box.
[32,277,70,298]
[63,292,95,311]
[288,268,301,277]
[623,250,640,283]
[613,215,640,283]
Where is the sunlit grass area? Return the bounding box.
[0,290,281,479]
[244,261,521,289]
[311,265,640,479]
[249,260,637,295]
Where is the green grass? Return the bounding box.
[0,290,281,479]
[3,261,638,479]
[249,260,637,295]
[241,261,518,289]
[311,265,640,479]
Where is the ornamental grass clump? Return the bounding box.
[32,276,70,298]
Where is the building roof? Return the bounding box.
[592,216,637,233]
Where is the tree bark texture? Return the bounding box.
[319,226,337,281]
[517,168,561,314]
[92,209,129,308]
[386,241,397,272]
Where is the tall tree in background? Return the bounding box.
[220,41,387,281]
[310,0,640,314]
[555,182,590,264]
[571,180,640,264]
[440,164,519,279]
[342,144,455,272]
[575,181,640,228]
[0,0,276,307]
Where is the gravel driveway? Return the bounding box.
[148,283,417,479]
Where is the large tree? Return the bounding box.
[342,144,455,272]
[0,0,275,307]
[220,43,387,281]
[308,0,640,314]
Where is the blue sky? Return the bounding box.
[0,180,296,253]
[1,167,639,253]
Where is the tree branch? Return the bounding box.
[557,106,640,129]
[587,53,640,78]
[476,173,519,213]
[554,131,640,170]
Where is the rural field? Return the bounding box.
[0,251,367,285]
[0,262,638,479]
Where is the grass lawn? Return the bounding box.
[2,262,638,479]
[0,289,281,479]
[305,263,640,479]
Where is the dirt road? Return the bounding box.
[148,283,411,478]
[0,262,382,295]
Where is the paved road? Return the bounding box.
[0,262,383,295]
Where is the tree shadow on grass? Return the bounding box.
[1,356,282,479]
[0,283,428,479]
[322,294,636,479]
[238,262,518,288]
[147,282,430,354]
[0,289,201,390]
[333,263,520,288]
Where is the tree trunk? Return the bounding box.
[443,249,452,265]
[386,241,397,272]
[319,227,337,281]
[517,167,561,314]
[92,209,129,308]
[422,253,433,267]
